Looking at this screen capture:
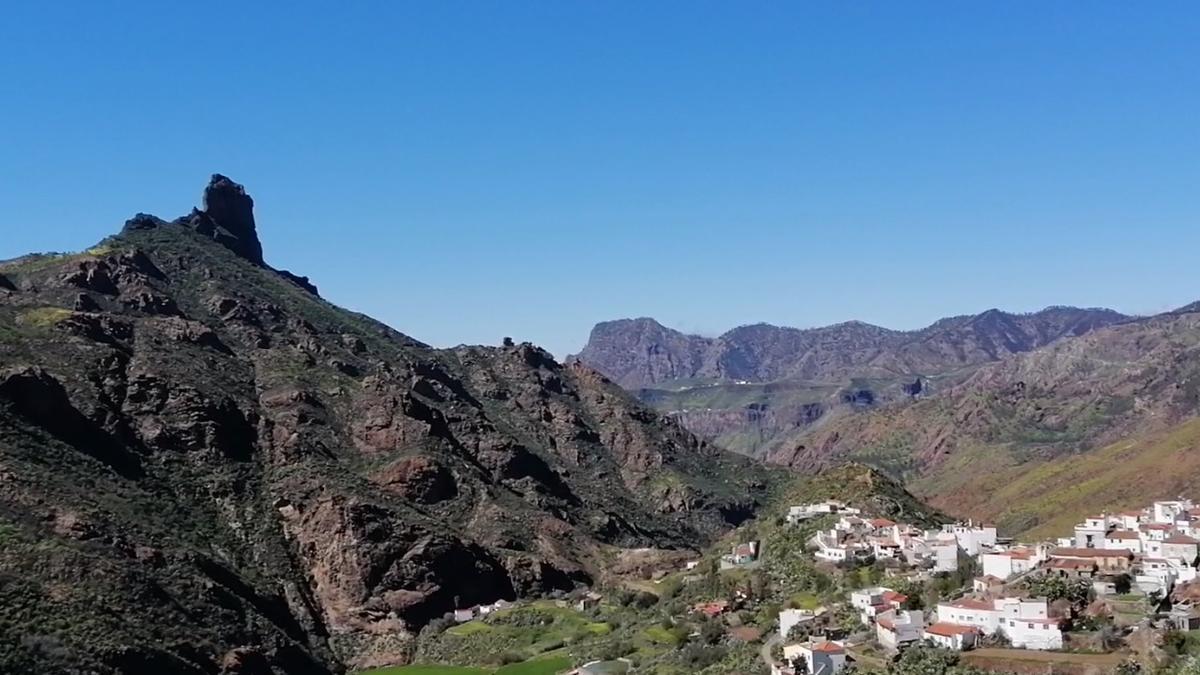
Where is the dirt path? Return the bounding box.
[963,648,1125,668]
[759,632,782,670]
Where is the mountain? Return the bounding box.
[575,308,1130,458]
[764,306,1200,537]
[577,308,1131,390]
[0,176,775,675]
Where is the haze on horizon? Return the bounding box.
[2,3,1197,358]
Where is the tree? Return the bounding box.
[699,618,724,645]
[890,644,960,675]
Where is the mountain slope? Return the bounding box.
[764,307,1200,535]
[0,176,775,675]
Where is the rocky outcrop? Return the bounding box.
[179,174,265,265]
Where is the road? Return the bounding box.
[759,632,782,671]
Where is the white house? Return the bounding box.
[875,609,923,651]
[813,530,868,563]
[1154,500,1192,525]
[1000,615,1064,650]
[981,547,1042,580]
[1074,515,1108,549]
[782,640,847,675]
[1164,534,1200,564]
[1103,530,1143,553]
[779,608,819,638]
[923,622,980,651]
[788,500,861,523]
[850,587,907,624]
[933,521,998,556]
[935,596,1062,650]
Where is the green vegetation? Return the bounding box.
[17,306,72,328]
[913,417,1200,538]
[361,667,493,675]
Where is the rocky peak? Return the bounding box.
[184,174,265,266]
[120,175,320,296]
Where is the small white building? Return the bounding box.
[782,640,847,675]
[779,608,819,638]
[1164,535,1200,564]
[981,547,1041,580]
[875,609,923,651]
[788,500,860,523]
[923,622,980,651]
[850,587,907,624]
[1001,615,1064,650]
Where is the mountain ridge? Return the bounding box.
[575,306,1133,390]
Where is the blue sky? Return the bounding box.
[2,3,1197,357]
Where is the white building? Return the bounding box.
[923,622,980,651]
[1000,615,1064,650]
[788,500,861,523]
[850,587,907,624]
[981,547,1043,580]
[935,596,1062,650]
[1074,515,1108,549]
[779,608,820,638]
[813,529,868,563]
[875,609,923,651]
[781,640,847,675]
[931,521,997,556]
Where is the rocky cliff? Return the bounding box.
[0,176,773,675]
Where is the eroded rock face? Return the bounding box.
[370,456,457,504]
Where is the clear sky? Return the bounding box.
[2,3,1198,357]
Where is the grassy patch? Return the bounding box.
[493,655,571,675]
[360,666,494,675]
[447,621,494,637]
[17,307,72,328]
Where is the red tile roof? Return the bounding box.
[882,591,908,604]
[1047,559,1095,570]
[870,518,896,528]
[1142,524,1173,531]
[1166,535,1200,545]
[1052,547,1134,559]
[949,598,994,611]
[1107,531,1140,540]
[811,641,845,654]
[925,622,980,637]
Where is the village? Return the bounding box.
[761,498,1200,674]
[405,495,1200,674]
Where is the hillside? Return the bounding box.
[765,307,1200,536]
[0,176,777,675]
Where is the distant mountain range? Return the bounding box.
[575,307,1133,389]
[576,302,1200,540]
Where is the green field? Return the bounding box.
[360,666,493,675]
[360,654,571,675]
